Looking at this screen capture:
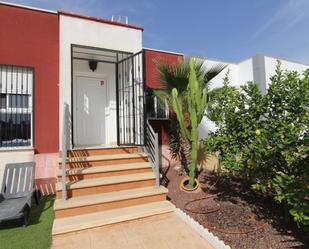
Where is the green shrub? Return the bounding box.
[204,62,309,228]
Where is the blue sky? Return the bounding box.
[7,0,309,63]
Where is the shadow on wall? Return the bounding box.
[33,153,58,195]
[0,151,58,196]
[160,145,179,169]
[160,142,220,173]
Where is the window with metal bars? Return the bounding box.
[0,65,33,148]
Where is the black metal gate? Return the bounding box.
[116,51,145,146]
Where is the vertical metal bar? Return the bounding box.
[20,67,23,146]
[154,131,160,187]
[10,66,13,147]
[26,67,29,146]
[61,103,67,200]
[21,67,25,145]
[125,60,128,144]
[15,67,18,146]
[122,59,125,144]
[135,55,138,144]
[142,50,147,145]
[131,56,136,144]
[137,52,140,145]
[115,54,120,146]
[138,53,142,144]
[124,60,131,144]
[70,45,74,148]
[0,64,2,147]
[31,67,34,148]
[5,65,8,147]
[127,59,131,144]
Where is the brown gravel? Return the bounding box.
[163,166,309,249]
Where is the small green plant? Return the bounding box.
[172,59,208,188]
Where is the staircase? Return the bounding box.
[52,146,174,237]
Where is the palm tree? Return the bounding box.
[154,58,226,175]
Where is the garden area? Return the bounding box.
[157,59,309,248]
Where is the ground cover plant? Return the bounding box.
[204,62,309,228]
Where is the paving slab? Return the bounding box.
[52,213,214,249]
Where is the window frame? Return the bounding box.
[0,64,34,150]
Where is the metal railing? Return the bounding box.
[61,103,69,200]
[144,120,160,187]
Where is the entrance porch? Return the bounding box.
[68,45,145,149]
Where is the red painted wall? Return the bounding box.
[0,4,59,153]
[144,49,183,89]
[144,49,183,145]
[148,120,170,145]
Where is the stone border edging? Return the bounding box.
[174,208,231,249]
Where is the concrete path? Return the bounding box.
[52,213,214,249]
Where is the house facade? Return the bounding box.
[0,1,308,190]
[0,2,182,189]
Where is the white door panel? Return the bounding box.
[75,76,106,146]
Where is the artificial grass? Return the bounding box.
[0,196,55,249]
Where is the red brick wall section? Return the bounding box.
[0,4,59,153]
[144,49,183,89]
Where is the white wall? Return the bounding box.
[202,59,239,89]
[264,56,309,91]
[237,58,254,85]
[198,54,309,139]
[198,58,239,138]
[59,15,142,148]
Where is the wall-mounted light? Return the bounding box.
[88,60,98,72]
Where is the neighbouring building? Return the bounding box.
[0,1,308,190]
[198,54,309,138]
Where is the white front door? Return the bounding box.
[75,76,106,146]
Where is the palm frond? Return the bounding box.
[203,64,227,88]
[155,59,189,94]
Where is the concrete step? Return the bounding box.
[54,186,168,218]
[57,162,153,181]
[58,153,149,168]
[56,172,156,199]
[52,201,175,236]
[63,146,140,158]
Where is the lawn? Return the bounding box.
[0,196,55,249]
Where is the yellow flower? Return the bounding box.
[255,129,261,136]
